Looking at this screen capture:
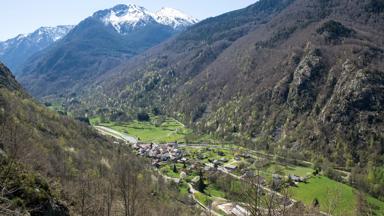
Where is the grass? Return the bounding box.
[178,181,190,196]
[91,114,222,144]
[160,163,184,178]
[194,191,213,206]
[97,117,191,143]
[263,163,313,177]
[205,184,226,198]
[291,176,384,216]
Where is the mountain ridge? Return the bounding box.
[18,4,197,98]
[0,25,73,74]
[74,0,384,173]
[94,4,198,33]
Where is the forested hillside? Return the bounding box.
[70,0,384,200]
[0,63,198,215]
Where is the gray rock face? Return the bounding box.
[288,46,324,112]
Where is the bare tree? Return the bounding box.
[78,174,91,216]
[116,159,140,216]
[243,165,294,216]
[104,176,114,216]
[243,169,263,216]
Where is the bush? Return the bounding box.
[137,112,150,122]
[317,20,354,41]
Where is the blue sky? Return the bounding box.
[0,0,257,41]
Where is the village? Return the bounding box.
[129,140,309,216]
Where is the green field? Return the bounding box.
[263,163,314,177]
[92,116,219,143]
[96,117,191,143]
[205,184,226,198]
[291,176,384,216]
[160,163,185,178]
[194,191,214,206]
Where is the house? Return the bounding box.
[160,153,170,161]
[289,175,304,182]
[231,205,249,216]
[213,160,222,166]
[220,158,229,163]
[224,164,237,171]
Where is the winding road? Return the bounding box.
[95,126,138,144]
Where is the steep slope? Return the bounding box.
[0,26,73,75]
[78,0,384,172]
[0,63,22,91]
[0,63,197,215]
[18,4,197,98]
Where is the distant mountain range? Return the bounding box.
[0,25,73,74]
[11,4,197,97]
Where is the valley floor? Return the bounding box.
[92,118,384,216]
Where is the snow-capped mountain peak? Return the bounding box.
[155,7,198,29]
[0,25,73,74]
[94,4,198,34]
[95,4,156,33]
[31,25,74,42]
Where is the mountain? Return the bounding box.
[96,4,198,33]
[0,25,73,74]
[0,62,197,215]
[18,4,197,98]
[76,0,384,176]
[154,7,199,30]
[0,63,22,91]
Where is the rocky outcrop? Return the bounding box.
[287,46,324,112]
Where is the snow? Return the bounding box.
[101,5,155,33]
[0,25,73,53]
[98,4,198,33]
[32,26,73,42]
[155,7,198,29]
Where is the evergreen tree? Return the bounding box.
[197,170,206,193]
[173,164,178,173]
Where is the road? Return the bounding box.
[94,126,138,144]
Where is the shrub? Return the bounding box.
[317,20,354,41]
[137,112,150,122]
